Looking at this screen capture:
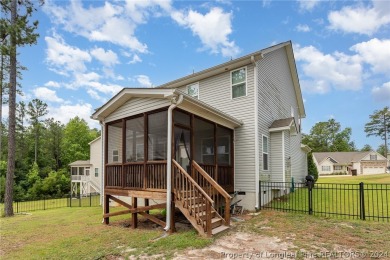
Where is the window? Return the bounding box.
[112,150,119,162]
[187,83,199,99]
[148,111,168,160]
[231,67,246,98]
[86,168,90,176]
[370,154,377,160]
[334,165,342,171]
[194,118,215,164]
[71,167,77,175]
[262,135,269,171]
[95,168,99,177]
[79,167,84,175]
[217,126,232,166]
[322,166,331,171]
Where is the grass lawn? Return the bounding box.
[0,207,211,259]
[1,207,390,259]
[318,174,390,184]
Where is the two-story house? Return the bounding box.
[91,41,308,237]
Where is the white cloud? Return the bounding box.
[328,2,390,35]
[48,103,98,128]
[135,75,153,88]
[44,81,60,88]
[297,0,322,11]
[102,68,124,81]
[128,54,142,64]
[294,45,362,94]
[350,38,390,75]
[87,89,107,103]
[45,34,91,75]
[171,7,240,57]
[296,24,311,32]
[90,47,119,67]
[372,82,390,102]
[33,87,65,103]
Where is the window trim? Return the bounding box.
[231,66,247,99]
[112,149,119,162]
[187,82,200,99]
[370,154,377,160]
[322,165,331,171]
[262,134,269,171]
[95,168,99,177]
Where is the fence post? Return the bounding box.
[258,181,261,211]
[90,192,92,207]
[16,201,18,213]
[44,196,46,210]
[79,193,81,207]
[69,193,72,207]
[359,182,366,220]
[308,182,313,215]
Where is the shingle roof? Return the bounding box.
[69,160,91,166]
[313,152,371,165]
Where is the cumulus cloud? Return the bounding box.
[171,7,240,57]
[87,89,107,103]
[294,45,362,94]
[48,103,98,128]
[372,82,390,102]
[297,0,322,11]
[296,24,311,32]
[135,75,153,88]
[328,1,390,35]
[90,47,119,67]
[33,87,65,103]
[128,54,142,64]
[350,38,390,75]
[44,81,60,88]
[45,34,91,75]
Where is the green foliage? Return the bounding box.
[40,169,70,197]
[365,106,390,157]
[307,153,318,181]
[302,119,355,152]
[361,144,373,151]
[377,144,387,157]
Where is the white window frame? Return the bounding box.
[322,166,331,171]
[370,154,377,160]
[334,165,342,171]
[231,66,247,99]
[187,82,199,99]
[112,149,119,162]
[95,168,99,177]
[262,135,269,171]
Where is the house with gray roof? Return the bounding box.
[313,151,387,176]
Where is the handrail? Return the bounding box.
[192,160,231,225]
[192,161,231,199]
[172,160,214,205]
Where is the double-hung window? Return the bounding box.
[262,135,269,171]
[187,83,199,99]
[231,67,247,98]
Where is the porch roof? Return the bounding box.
[69,160,91,167]
[269,117,297,134]
[91,88,243,128]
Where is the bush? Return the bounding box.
[307,153,319,181]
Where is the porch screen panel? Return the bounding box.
[216,126,232,166]
[148,111,168,161]
[126,117,144,162]
[194,118,214,164]
[107,122,123,164]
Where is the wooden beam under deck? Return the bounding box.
[105,188,167,200]
[103,203,167,218]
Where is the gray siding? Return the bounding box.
[178,65,256,192]
[284,131,291,183]
[257,47,305,182]
[270,132,283,182]
[106,97,169,123]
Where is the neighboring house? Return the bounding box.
[69,137,102,197]
[313,151,388,176]
[91,41,309,237]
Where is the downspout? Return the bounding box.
[164,94,184,232]
[252,55,260,210]
[100,122,104,206]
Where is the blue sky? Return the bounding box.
[8,0,390,150]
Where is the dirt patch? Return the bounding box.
[173,232,296,259]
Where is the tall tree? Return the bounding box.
[2,0,41,217]
[27,99,48,163]
[302,119,355,152]
[361,144,373,152]
[44,118,64,171]
[365,107,390,159]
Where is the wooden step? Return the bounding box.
[207,217,223,229]
[212,225,229,235]
[197,210,217,220]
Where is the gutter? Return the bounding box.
[164,94,184,232]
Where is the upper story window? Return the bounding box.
[231,67,247,98]
[187,83,199,99]
[370,154,377,160]
[112,150,119,162]
[262,135,269,171]
[95,168,99,177]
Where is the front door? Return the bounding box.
[174,127,191,173]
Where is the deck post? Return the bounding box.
[144,198,149,214]
[169,199,175,233]
[131,197,138,229]
[104,194,110,224]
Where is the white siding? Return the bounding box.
[270,132,283,182]
[257,47,305,182]
[179,65,256,192]
[284,131,291,183]
[90,138,102,191]
[106,97,169,123]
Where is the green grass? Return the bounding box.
[318,174,390,184]
[0,207,212,259]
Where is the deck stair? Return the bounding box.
[172,159,231,237]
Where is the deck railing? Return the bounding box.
[172,159,214,236]
[192,161,231,225]
[198,164,234,192]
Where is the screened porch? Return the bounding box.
[104,108,234,194]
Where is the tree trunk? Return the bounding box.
[0,53,3,161]
[385,114,388,158]
[4,0,17,217]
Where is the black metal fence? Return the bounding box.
[1,193,101,214]
[259,181,390,222]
